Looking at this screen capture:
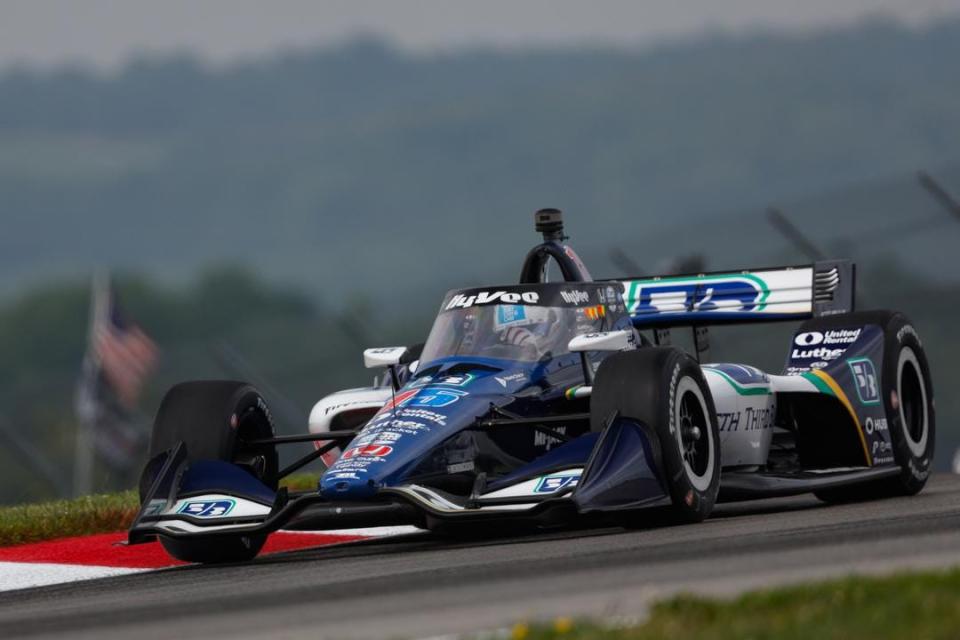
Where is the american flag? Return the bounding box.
[74,274,158,474]
[92,300,158,410]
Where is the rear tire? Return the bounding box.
[591,348,721,523]
[805,312,935,504]
[140,381,278,563]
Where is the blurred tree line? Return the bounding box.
[1,18,960,300]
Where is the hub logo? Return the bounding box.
[534,473,579,493]
[864,416,888,435]
[626,278,765,316]
[177,499,235,518]
[848,358,880,406]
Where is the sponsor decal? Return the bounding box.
[352,432,377,446]
[534,474,579,494]
[408,388,468,408]
[791,346,846,361]
[383,421,427,434]
[395,408,446,425]
[494,372,526,388]
[382,389,421,411]
[256,397,275,429]
[791,329,862,362]
[627,277,766,316]
[560,290,590,305]
[534,426,566,450]
[446,461,475,474]
[142,500,165,517]
[668,363,680,435]
[368,411,393,424]
[716,406,775,432]
[323,400,375,415]
[848,358,880,405]
[341,445,393,460]
[446,291,540,310]
[584,304,606,320]
[330,472,361,480]
[431,373,476,387]
[897,324,921,346]
[177,499,236,518]
[908,458,930,481]
[794,329,861,347]
[496,305,527,326]
[604,286,619,305]
[371,431,402,444]
[413,373,476,388]
[864,416,888,435]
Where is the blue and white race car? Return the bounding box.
[130,210,935,563]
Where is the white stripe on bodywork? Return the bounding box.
[768,374,823,393]
[480,469,583,499]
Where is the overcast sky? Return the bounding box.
[2,0,958,71]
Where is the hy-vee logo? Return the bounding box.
[626,278,765,316]
[446,291,540,310]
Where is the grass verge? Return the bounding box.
[0,473,320,547]
[512,568,960,640]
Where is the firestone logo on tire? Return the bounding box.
[342,445,393,460]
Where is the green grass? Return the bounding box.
[0,473,321,547]
[512,569,960,640]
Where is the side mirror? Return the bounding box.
[363,346,408,369]
[568,329,636,353]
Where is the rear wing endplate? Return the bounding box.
[619,260,855,329]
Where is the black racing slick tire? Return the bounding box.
[807,311,935,504]
[140,381,279,564]
[591,348,721,523]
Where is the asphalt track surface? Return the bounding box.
[2,474,959,640]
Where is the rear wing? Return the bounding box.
[618,260,855,329]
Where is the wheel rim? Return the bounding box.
[674,378,715,492]
[897,347,928,457]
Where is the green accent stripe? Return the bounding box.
[802,372,835,396]
[706,369,771,396]
[624,272,772,313]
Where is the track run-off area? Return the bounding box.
[1,474,958,639]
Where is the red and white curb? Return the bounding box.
[0,526,418,592]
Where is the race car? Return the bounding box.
[129,209,935,563]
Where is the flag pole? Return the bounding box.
[73,270,108,497]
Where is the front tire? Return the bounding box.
[591,348,721,523]
[140,380,278,563]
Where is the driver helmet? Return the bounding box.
[493,304,555,348]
